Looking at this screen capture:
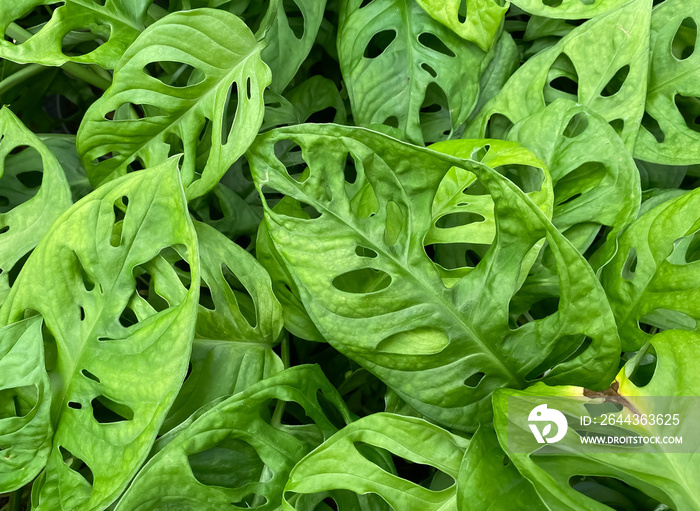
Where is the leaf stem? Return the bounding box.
[4,23,112,90]
[0,63,47,96]
[8,489,21,511]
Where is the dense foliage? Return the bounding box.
[0,0,699,509]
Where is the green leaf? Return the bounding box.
[0,158,200,511]
[161,220,285,432]
[115,365,353,511]
[262,0,328,93]
[493,330,700,511]
[283,412,467,510]
[468,0,651,148]
[77,8,271,199]
[509,99,641,263]
[248,124,620,431]
[509,0,631,20]
[0,318,53,493]
[634,0,700,164]
[416,0,509,51]
[0,107,72,309]
[338,0,489,145]
[457,426,546,511]
[599,189,700,351]
[0,0,151,69]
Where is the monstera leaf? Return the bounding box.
[458,426,546,511]
[116,365,353,511]
[634,0,700,164]
[509,99,641,263]
[162,220,285,432]
[599,189,700,351]
[468,0,651,148]
[416,0,508,51]
[509,0,631,20]
[283,412,468,510]
[77,8,271,199]
[493,330,700,511]
[0,318,53,493]
[0,0,151,69]
[0,159,200,511]
[0,108,72,308]
[248,124,620,431]
[262,0,328,93]
[338,0,489,145]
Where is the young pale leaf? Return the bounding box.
[338,0,489,145]
[415,0,508,51]
[0,158,200,511]
[0,0,150,68]
[457,426,546,511]
[283,412,468,510]
[599,189,700,351]
[248,124,620,431]
[116,365,353,511]
[0,318,52,493]
[77,8,271,199]
[509,0,630,20]
[634,0,700,164]
[262,0,328,93]
[493,330,700,511]
[0,108,72,308]
[162,220,285,432]
[468,0,651,148]
[509,99,641,263]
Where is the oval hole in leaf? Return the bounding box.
[500,164,545,193]
[421,62,438,78]
[332,268,391,294]
[542,0,563,6]
[143,61,205,88]
[674,94,700,133]
[485,113,514,139]
[417,33,456,57]
[364,29,397,59]
[568,475,668,510]
[59,446,94,484]
[383,116,399,128]
[638,308,697,332]
[188,436,264,489]
[626,343,657,387]
[355,246,378,258]
[376,327,449,355]
[16,170,42,188]
[609,118,624,136]
[81,369,100,383]
[221,81,239,145]
[222,263,257,328]
[61,25,110,57]
[435,211,486,229]
[91,396,134,423]
[283,0,305,39]
[672,17,697,60]
[110,196,128,247]
[544,53,578,104]
[621,247,637,280]
[464,372,485,388]
[601,65,630,97]
[563,113,588,138]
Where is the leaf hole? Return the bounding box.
[384,201,402,247]
[542,0,563,6]
[0,385,38,419]
[499,164,545,193]
[384,116,399,128]
[59,446,94,485]
[81,369,100,383]
[638,308,697,332]
[221,81,239,145]
[68,402,82,410]
[364,29,397,59]
[283,0,305,39]
[464,372,485,388]
[355,246,378,258]
[7,250,31,288]
[421,62,438,78]
[672,17,697,60]
[626,343,657,387]
[110,196,128,247]
[222,263,257,328]
[569,475,668,510]
[484,113,514,139]
[435,212,486,229]
[188,436,265,489]
[674,94,700,133]
[544,53,578,104]
[563,112,588,138]
[332,268,391,294]
[417,32,456,57]
[601,65,630,97]
[199,282,216,310]
[621,247,637,280]
[91,396,134,423]
[143,61,204,88]
[344,154,358,184]
[16,170,42,188]
[377,327,449,355]
[61,25,110,57]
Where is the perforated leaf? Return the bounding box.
[0,0,151,68]
[468,0,651,148]
[634,0,700,164]
[416,0,508,51]
[248,124,620,431]
[0,318,53,493]
[338,0,489,145]
[0,107,72,309]
[116,365,353,511]
[77,8,271,199]
[509,0,631,20]
[493,330,700,511]
[283,413,467,510]
[0,158,200,511]
[599,189,700,351]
